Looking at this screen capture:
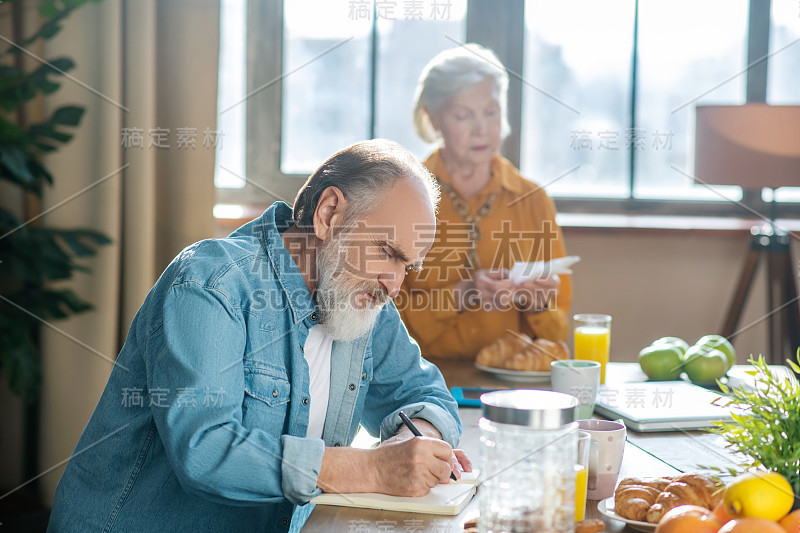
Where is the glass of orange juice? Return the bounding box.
[573,314,612,384]
[574,431,591,521]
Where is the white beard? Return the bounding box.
[315,234,389,341]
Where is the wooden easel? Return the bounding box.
[722,224,800,366]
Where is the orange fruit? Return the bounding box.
[712,500,735,525]
[780,509,800,533]
[655,504,723,533]
[718,518,785,533]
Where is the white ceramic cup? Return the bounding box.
[576,419,626,500]
[550,360,601,419]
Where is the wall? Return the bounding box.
[564,227,799,367]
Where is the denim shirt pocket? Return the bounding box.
[242,365,291,435]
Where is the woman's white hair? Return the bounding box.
[412,43,510,144]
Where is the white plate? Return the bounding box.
[474,363,551,383]
[597,497,656,532]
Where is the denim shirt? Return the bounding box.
[48,202,461,533]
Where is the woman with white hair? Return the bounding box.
[399,43,573,359]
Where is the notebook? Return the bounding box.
[593,381,734,432]
[310,470,479,515]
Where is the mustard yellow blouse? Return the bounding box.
[398,149,572,359]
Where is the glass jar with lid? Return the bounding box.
[479,390,579,533]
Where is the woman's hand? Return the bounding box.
[454,269,516,312]
[455,269,559,313]
[512,275,560,314]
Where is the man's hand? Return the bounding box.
[317,420,473,497]
[370,437,457,496]
[381,418,473,483]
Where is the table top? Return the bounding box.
[302,361,741,532]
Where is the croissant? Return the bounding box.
[616,477,674,494]
[476,331,569,371]
[645,474,724,523]
[613,486,661,522]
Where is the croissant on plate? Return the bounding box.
[645,474,724,523]
[476,331,569,371]
[614,477,675,522]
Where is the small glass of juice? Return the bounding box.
[574,431,591,522]
[573,314,612,384]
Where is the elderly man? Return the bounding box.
[48,140,470,532]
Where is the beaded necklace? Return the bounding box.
[437,179,497,271]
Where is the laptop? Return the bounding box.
[593,381,734,432]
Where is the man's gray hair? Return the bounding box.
[292,139,440,228]
[413,43,510,144]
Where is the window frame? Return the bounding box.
[217,0,800,220]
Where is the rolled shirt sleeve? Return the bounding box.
[280,435,325,503]
[378,401,461,448]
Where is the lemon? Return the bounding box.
[723,470,795,522]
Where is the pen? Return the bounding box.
[398,410,458,481]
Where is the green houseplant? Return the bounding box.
[0,0,108,402]
[711,351,800,494]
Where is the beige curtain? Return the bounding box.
[37,0,220,503]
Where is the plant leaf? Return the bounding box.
[50,105,84,127]
[0,327,42,401]
[39,1,60,18]
[0,147,37,188]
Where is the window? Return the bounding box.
[281,1,373,175]
[216,0,467,208]
[215,0,247,190]
[521,0,634,198]
[521,0,748,202]
[634,0,747,201]
[282,1,467,174]
[765,0,800,204]
[215,0,800,215]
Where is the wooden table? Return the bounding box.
[303,361,741,532]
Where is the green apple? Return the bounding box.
[651,336,690,357]
[682,345,729,384]
[694,334,736,370]
[638,344,684,380]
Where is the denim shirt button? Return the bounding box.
[310,312,318,321]
[361,372,367,381]
[334,442,342,447]
[281,518,289,526]
[272,389,278,398]
[302,397,309,405]
[348,383,356,391]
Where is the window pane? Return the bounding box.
[767,3,800,205]
[374,1,467,160]
[764,187,800,203]
[281,0,373,174]
[635,0,747,201]
[767,0,800,105]
[215,0,247,189]
[521,0,635,198]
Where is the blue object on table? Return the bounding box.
[450,387,503,407]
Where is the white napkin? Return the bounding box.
[508,255,581,284]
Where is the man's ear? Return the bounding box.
[313,186,347,241]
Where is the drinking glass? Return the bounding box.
[573,314,612,384]
[574,431,591,521]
